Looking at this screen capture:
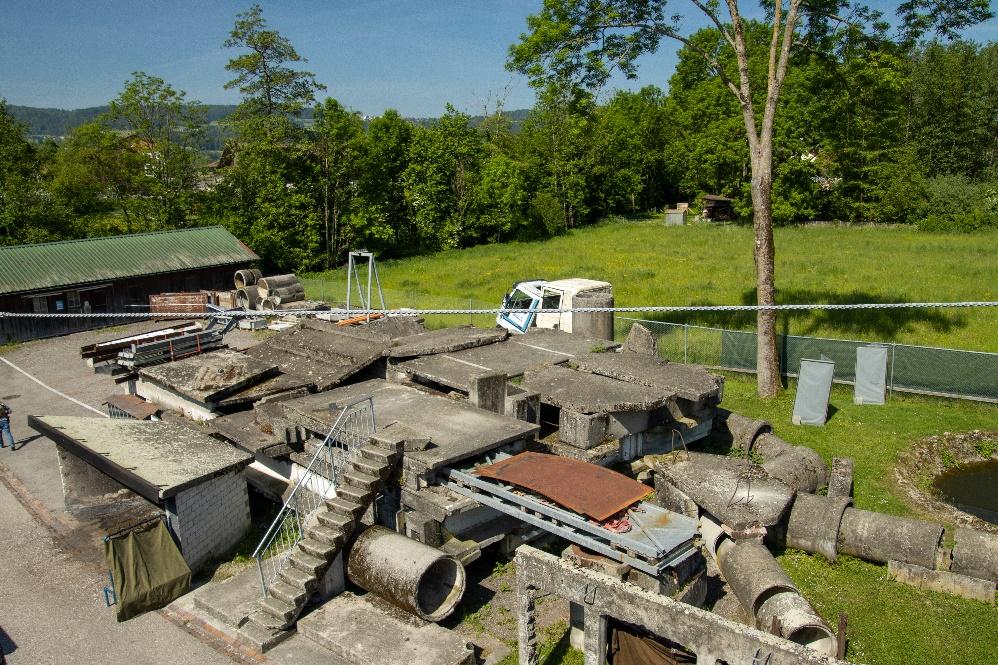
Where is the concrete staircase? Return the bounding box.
[237,437,402,652]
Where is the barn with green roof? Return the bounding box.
[0,226,258,342]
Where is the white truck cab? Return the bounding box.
[496,278,613,334]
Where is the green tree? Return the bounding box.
[224,3,325,121]
[508,0,994,397]
[0,100,69,244]
[310,98,365,266]
[351,110,415,254]
[106,72,206,227]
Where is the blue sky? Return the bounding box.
[1,1,995,116]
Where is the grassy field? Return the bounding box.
[303,220,998,351]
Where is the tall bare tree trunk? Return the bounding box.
[751,152,781,397]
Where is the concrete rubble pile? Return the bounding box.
[43,319,998,665]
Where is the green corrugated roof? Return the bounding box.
[0,226,258,296]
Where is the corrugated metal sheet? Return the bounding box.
[475,451,652,521]
[0,227,258,296]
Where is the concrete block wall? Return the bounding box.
[167,471,251,570]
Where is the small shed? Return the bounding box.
[0,227,258,343]
[702,195,734,222]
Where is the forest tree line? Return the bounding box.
[1,4,996,273]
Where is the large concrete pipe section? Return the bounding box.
[257,274,301,298]
[951,528,998,582]
[785,494,852,561]
[571,292,614,341]
[236,285,261,309]
[836,508,943,569]
[234,268,262,289]
[761,444,829,494]
[347,525,466,622]
[751,432,794,461]
[699,516,835,655]
[268,286,306,305]
[715,409,772,453]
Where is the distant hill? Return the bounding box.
[8,104,532,142]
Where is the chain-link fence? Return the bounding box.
[615,318,998,403]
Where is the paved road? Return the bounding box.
[0,478,234,664]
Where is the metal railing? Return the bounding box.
[252,395,376,597]
[615,318,998,403]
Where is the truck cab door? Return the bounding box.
[535,288,564,330]
[497,287,540,334]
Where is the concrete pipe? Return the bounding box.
[715,409,772,452]
[752,433,794,461]
[700,515,835,656]
[257,274,301,297]
[762,445,829,494]
[347,525,466,622]
[951,528,998,583]
[756,590,837,655]
[236,286,261,310]
[269,286,306,305]
[837,508,944,569]
[234,268,262,289]
[260,297,279,311]
[571,292,614,341]
[785,494,852,561]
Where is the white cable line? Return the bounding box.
[0,357,109,418]
[1,301,996,319]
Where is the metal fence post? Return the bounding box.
[888,343,896,400]
[683,324,689,364]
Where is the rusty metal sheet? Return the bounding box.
[475,452,652,521]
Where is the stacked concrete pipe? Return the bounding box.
[700,516,836,655]
[236,285,261,309]
[234,268,262,289]
[347,526,467,622]
[257,274,301,297]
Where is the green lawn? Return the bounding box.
[303,220,998,351]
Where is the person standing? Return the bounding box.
[0,400,14,450]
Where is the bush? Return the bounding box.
[916,175,998,232]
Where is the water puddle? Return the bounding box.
[933,460,998,525]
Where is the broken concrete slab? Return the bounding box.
[245,324,386,391]
[309,316,426,343]
[28,415,253,504]
[280,379,538,472]
[387,326,508,357]
[208,409,284,454]
[888,560,996,604]
[652,451,795,530]
[297,592,475,665]
[521,365,673,413]
[574,352,723,403]
[214,372,313,408]
[139,349,279,403]
[621,323,658,356]
[827,457,855,498]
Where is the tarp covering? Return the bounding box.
[609,622,696,665]
[792,358,835,426]
[854,344,888,405]
[105,519,191,622]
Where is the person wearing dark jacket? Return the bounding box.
[0,400,14,450]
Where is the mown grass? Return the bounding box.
[721,372,997,665]
[303,220,998,350]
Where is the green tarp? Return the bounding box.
[105,519,191,622]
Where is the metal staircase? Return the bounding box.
[238,396,402,651]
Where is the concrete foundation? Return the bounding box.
[347,526,466,622]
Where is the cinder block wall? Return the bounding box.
[166,471,251,570]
